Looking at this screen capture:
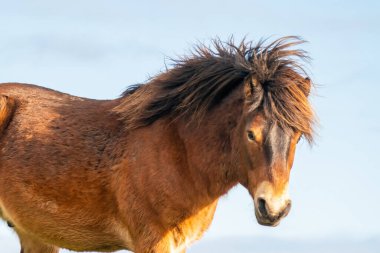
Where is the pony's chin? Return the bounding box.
[254,210,282,227]
[256,218,281,227]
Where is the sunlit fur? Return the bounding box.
[0,37,314,253]
[0,95,15,137]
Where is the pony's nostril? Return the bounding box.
[257,197,268,217]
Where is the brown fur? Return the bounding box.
[0,37,314,253]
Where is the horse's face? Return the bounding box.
[241,111,300,226]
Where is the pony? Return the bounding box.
[0,36,314,253]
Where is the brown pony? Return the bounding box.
[0,37,314,253]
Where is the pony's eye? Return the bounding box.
[247,131,255,141]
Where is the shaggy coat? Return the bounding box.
[0,37,314,253]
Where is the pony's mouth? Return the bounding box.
[254,200,291,227]
[255,210,282,227]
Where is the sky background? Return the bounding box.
[0,0,379,252]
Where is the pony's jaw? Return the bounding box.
[253,181,291,226]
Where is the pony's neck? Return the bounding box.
[174,86,244,201]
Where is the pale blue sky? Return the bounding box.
[0,1,379,252]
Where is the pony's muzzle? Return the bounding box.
[251,181,292,226]
[255,197,291,226]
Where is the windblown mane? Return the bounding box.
[114,36,315,142]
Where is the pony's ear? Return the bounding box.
[303,77,311,97]
[244,77,259,99]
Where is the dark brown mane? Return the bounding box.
[114,36,314,142]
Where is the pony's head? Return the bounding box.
[235,39,314,226]
[115,36,315,227]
